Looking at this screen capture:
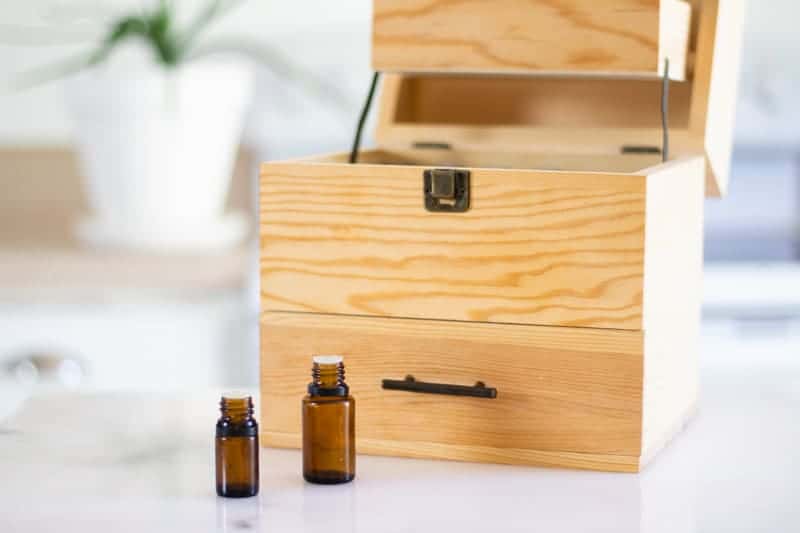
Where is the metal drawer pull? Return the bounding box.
[381,375,497,399]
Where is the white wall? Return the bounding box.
[0,0,372,152]
[735,0,800,149]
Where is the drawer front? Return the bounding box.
[261,162,646,330]
[372,0,691,80]
[261,312,644,465]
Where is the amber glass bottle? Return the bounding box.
[302,355,356,484]
[216,396,259,497]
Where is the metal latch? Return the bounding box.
[423,168,470,213]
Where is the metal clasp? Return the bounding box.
[424,168,470,213]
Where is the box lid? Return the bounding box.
[373,0,693,81]
[373,0,745,197]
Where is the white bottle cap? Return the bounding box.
[313,355,343,365]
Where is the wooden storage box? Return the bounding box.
[259,0,744,472]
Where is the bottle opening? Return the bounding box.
[219,396,254,420]
[309,355,348,396]
[313,355,343,365]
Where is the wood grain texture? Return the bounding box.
[640,156,704,459]
[388,75,695,129]
[372,0,691,80]
[258,158,707,472]
[260,312,644,463]
[308,148,664,174]
[374,73,698,162]
[262,431,641,473]
[260,156,647,330]
[374,0,743,198]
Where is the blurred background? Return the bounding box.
[0,0,798,406]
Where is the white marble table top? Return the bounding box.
[1,354,798,533]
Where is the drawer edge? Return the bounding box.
[261,311,644,355]
[261,431,641,474]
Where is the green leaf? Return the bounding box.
[89,15,149,66]
[148,3,181,66]
[13,0,351,99]
[149,8,171,39]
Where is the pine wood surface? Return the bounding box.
[258,157,707,472]
[262,430,641,473]
[386,75,695,129]
[301,148,663,173]
[260,157,647,330]
[260,312,644,461]
[373,0,744,197]
[372,0,691,80]
[641,157,704,456]
[686,0,745,196]
[373,73,697,165]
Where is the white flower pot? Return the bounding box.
[65,53,254,252]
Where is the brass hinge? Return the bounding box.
[621,145,662,155]
[413,142,452,150]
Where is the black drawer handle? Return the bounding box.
[381,375,497,399]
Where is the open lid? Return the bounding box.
[373,0,745,197]
[373,0,693,81]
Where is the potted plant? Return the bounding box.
[21,0,340,252]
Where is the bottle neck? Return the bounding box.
[308,361,348,397]
[219,396,254,424]
[313,361,345,388]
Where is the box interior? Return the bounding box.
[308,148,665,175]
[385,0,703,132]
[373,0,708,159]
[392,75,693,131]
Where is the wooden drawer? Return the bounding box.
[372,0,692,80]
[261,312,644,472]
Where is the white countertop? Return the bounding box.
[2,347,798,533]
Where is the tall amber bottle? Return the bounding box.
[302,355,356,484]
[215,396,259,497]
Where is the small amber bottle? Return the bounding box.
[302,355,356,484]
[215,395,259,497]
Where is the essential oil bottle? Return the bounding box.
[215,395,259,497]
[302,355,356,484]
